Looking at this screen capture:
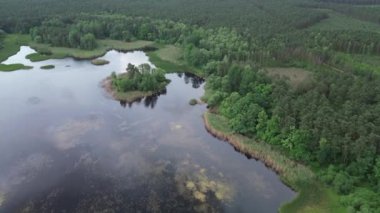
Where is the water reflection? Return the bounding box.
[179,72,205,89]
[118,73,203,109]
[0,47,295,212]
[118,88,167,109]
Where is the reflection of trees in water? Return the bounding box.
[182,73,204,89]
[118,73,203,109]
[119,89,167,109]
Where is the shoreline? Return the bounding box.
[202,112,344,213]
[101,76,167,103]
[29,39,157,61]
[202,112,300,184]
[202,112,314,184]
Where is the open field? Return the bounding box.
[152,45,183,65]
[147,45,203,76]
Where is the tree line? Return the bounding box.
[1,7,379,211]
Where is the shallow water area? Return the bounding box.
[0,46,295,212]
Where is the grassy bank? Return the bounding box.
[0,63,33,72]
[0,34,31,62]
[147,44,203,76]
[203,112,346,213]
[30,39,155,60]
[26,53,51,62]
[0,34,32,71]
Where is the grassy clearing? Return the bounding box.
[204,112,346,213]
[308,9,380,32]
[263,67,312,88]
[30,40,154,60]
[281,184,345,213]
[0,34,31,62]
[332,52,380,74]
[147,44,203,76]
[26,53,51,62]
[0,63,32,71]
[91,59,109,65]
[40,65,55,70]
[153,45,182,64]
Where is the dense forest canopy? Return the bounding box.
[318,0,380,4]
[0,0,339,36]
[1,0,380,212]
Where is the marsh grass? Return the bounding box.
[40,65,55,70]
[30,40,154,60]
[26,53,51,62]
[0,34,31,62]
[0,63,32,71]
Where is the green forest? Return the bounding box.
[111,63,168,93]
[0,0,380,212]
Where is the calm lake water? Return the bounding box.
[0,46,295,212]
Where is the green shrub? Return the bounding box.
[189,99,198,105]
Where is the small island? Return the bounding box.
[189,98,198,106]
[91,59,109,66]
[103,63,170,103]
[40,65,55,70]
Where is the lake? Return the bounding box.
[0,46,295,212]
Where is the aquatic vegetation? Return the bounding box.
[91,59,109,66]
[189,98,198,105]
[6,153,53,186]
[170,122,183,131]
[176,160,234,205]
[0,192,4,207]
[193,191,206,202]
[26,52,51,62]
[0,63,33,72]
[186,181,196,190]
[40,65,55,70]
[49,117,103,150]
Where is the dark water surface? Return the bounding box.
[0,47,295,212]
